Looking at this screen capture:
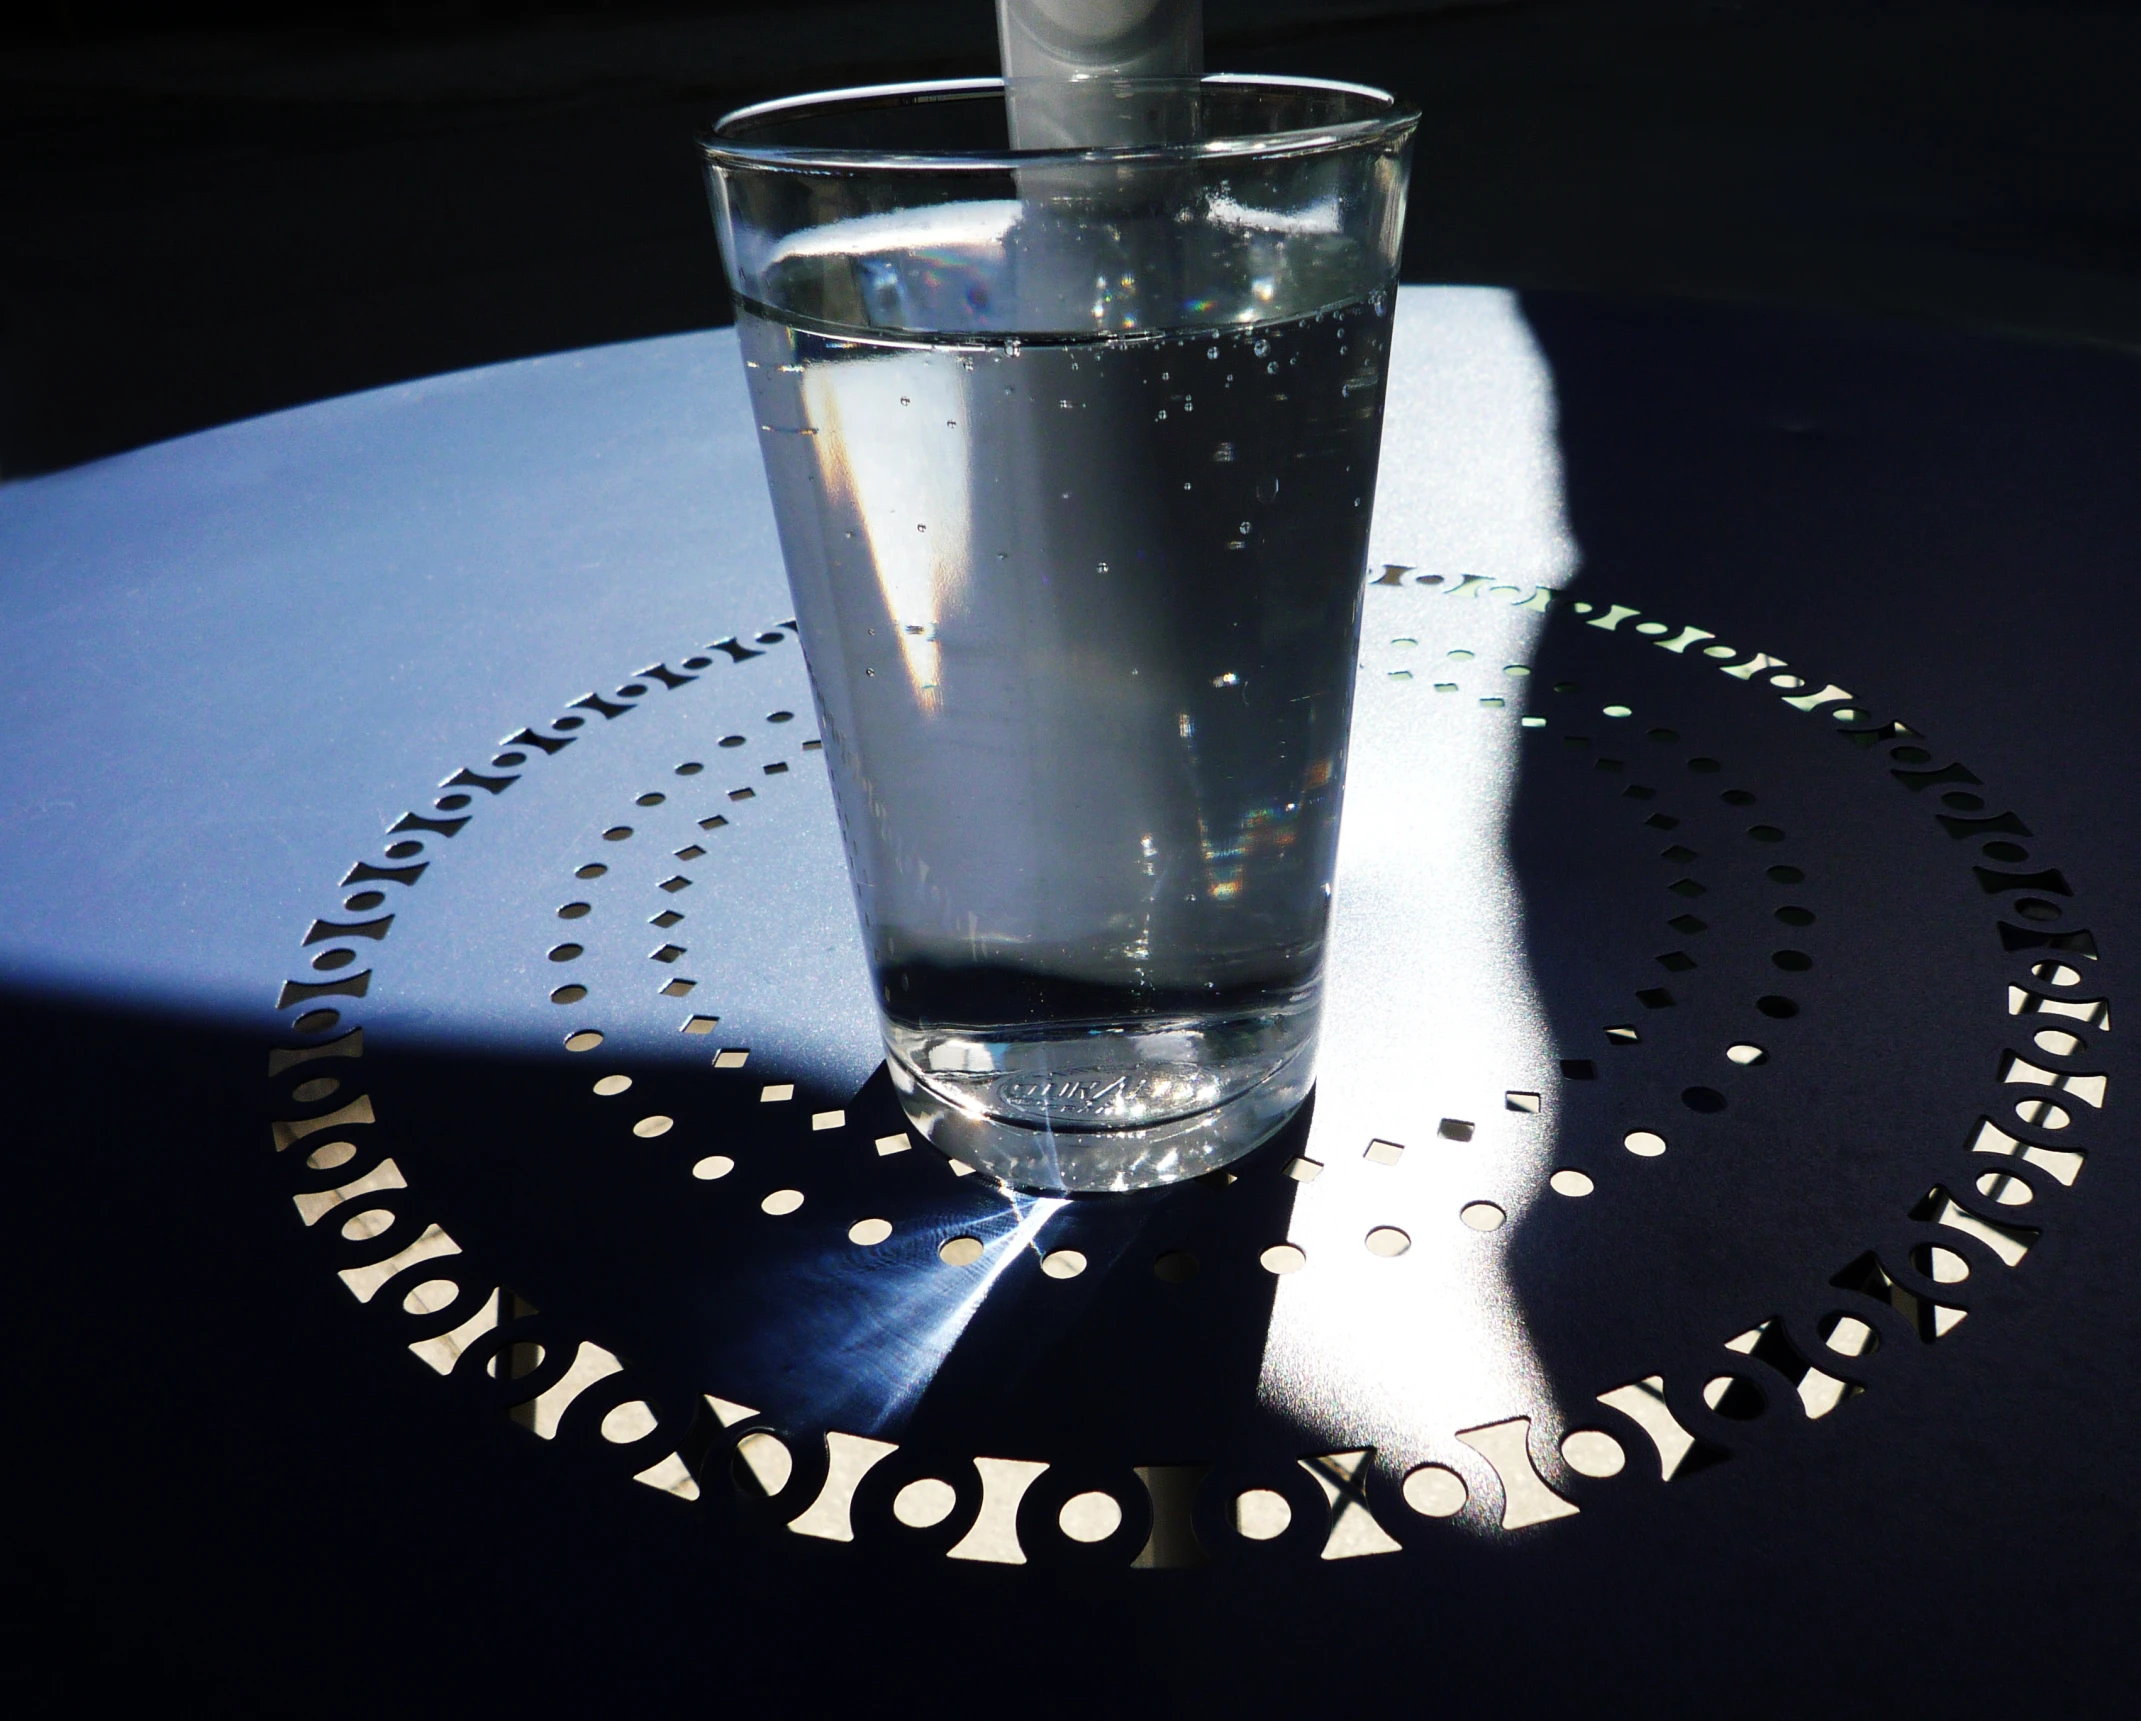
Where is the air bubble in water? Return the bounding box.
[1267,362,1278,374]
[1253,340,1269,357]
[1207,346,1219,359]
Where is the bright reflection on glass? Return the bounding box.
[1258,289,1577,1517]
[800,351,970,712]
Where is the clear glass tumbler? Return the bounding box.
[704,75,1417,1193]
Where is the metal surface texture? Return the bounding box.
[5,287,2139,1715]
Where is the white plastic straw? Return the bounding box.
[997,0,1204,148]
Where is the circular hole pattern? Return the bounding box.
[345,890,385,912]
[1820,1312,1879,1357]
[617,684,648,697]
[575,862,607,880]
[1259,1243,1306,1276]
[493,752,526,767]
[2032,961,2082,986]
[1726,1043,1768,1065]
[1772,949,1813,972]
[602,826,632,843]
[632,1115,673,1138]
[1766,865,1804,884]
[1942,790,1984,810]
[551,984,587,1004]
[1890,745,1932,764]
[1688,756,1721,773]
[436,793,471,811]
[1058,1492,1123,1543]
[939,1235,985,1267]
[1548,1168,1594,1197]
[2015,898,2061,922]
[2033,1028,2085,1056]
[1040,1249,1088,1280]
[1560,1430,1626,1478]
[564,1030,603,1052]
[755,632,784,645]
[1703,1374,1766,1419]
[600,1401,659,1444]
[1982,841,2029,863]
[734,1431,790,1496]
[1747,822,1784,840]
[340,1208,392,1242]
[1975,1170,2034,1206]
[1233,1488,1292,1540]
[1457,1203,1504,1233]
[402,1278,459,1315]
[2015,1098,2070,1129]
[719,734,746,749]
[1774,905,1815,926]
[1920,1245,1969,1283]
[554,716,584,730]
[848,1217,893,1246]
[385,840,422,859]
[556,903,593,923]
[768,710,795,723]
[1624,1130,1667,1157]
[592,1074,632,1096]
[691,1155,735,1180]
[760,1187,804,1215]
[635,792,665,807]
[305,1140,357,1171]
[293,1009,340,1033]
[1647,726,1679,743]
[1682,1086,1728,1113]
[489,1344,545,1378]
[549,943,583,962]
[1153,1250,1199,1283]
[676,761,703,775]
[682,656,712,670]
[1603,704,1633,718]
[312,948,356,971]
[1367,1224,1414,1254]
[1756,995,1799,1018]
[893,1478,957,1529]
[1401,1465,1467,1518]
[291,1077,339,1103]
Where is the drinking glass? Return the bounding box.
[704,75,1416,1193]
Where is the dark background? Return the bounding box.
[5,0,2140,476]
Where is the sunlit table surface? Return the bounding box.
[4,287,2139,1717]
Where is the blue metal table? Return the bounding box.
[4,287,2136,1715]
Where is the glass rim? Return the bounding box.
[703,73,1419,175]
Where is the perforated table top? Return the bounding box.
[4,288,2138,1716]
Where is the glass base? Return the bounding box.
[884,1019,1317,1195]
